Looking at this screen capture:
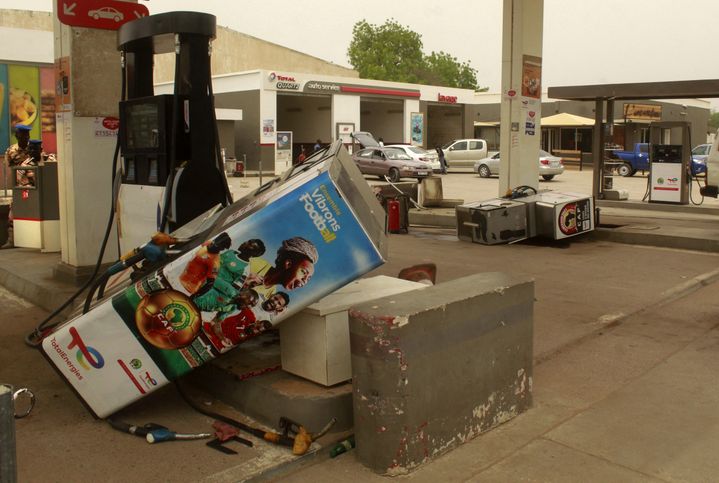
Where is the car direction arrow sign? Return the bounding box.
[56,0,149,30]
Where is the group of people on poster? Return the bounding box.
[176,231,318,353]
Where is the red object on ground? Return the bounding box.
[387,199,401,233]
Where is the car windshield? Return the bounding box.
[384,148,411,160]
[408,147,426,155]
[539,150,551,157]
[442,140,457,149]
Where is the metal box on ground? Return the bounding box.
[456,199,529,245]
[279,275,426,386]
[524,191,594,239]
[41,142,387,418]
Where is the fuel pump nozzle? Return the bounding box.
[107,232,179,276]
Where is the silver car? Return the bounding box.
[352,147,432,182]
[385,144,441,172]
[474,150,565,180]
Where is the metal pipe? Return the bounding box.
[0,384,17,483]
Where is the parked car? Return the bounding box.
[352,147,432,182]
[474,150,565,180]
[442,139,489,169]
[691,143,711,176]
[385,144,441,172]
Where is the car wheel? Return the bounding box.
[388,168,400,183]
[618,163,633,177]
[93,13,100,20]
[114,16,121,22]
[478,165,491,178]
[541,175,554,181]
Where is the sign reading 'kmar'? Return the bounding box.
[56,0,149,30]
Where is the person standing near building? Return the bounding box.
[313,139,322,152]
[295,145,307,165]
[2,124,32,249]
[5,124,31,168]
[436,146,447,174]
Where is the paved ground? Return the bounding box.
[2,170,719,481]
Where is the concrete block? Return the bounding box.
[349,272,534,475]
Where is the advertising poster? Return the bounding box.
[521,55,542,100]
[54,57,71,113]
[40,67,57,153]
[8,64,40,140]
[557,198,593,238]
[262,118,275,138]
[42,169,384,417]
[411,112,424,146]
[0,64,9,153]
[275,131,292,166]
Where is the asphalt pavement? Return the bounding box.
[2,169,719,481]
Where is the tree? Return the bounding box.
[709,110,719,132]
[347,19,425,85]
[347,19,483,91]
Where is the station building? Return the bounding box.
[1,8,712,175]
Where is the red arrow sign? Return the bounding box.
[56,0,149,30]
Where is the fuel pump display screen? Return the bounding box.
[125,102,159,150]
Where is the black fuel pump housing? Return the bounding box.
[117,11,231,231]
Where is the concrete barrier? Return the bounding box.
[349,272,534,475]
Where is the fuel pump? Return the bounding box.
[647,121,691,204]
[117,12,232,254]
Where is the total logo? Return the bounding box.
[68,327,105,370]
[269,72,300,90]
[269,72,296,82]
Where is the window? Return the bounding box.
[357,149,374,158]
[693,145,710,156]
[639,144,649,154]
[469,141,484,150]
[453,141,467,150]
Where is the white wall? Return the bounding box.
[332,94,361,142]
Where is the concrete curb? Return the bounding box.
[591,228,719,253]
[535,266,719,365]
[0,261,76,315]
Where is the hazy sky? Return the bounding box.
[15,0,719,108]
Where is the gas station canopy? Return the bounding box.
[548,79,719,101]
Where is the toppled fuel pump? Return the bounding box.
[41,138,386,418]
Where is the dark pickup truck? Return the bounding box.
[611,143,706,177]
[612,143,649,176]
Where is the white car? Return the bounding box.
[474,150,565,180]
[385,144,441,172]
[442,139,489,169]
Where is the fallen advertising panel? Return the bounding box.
[41,143,387,417]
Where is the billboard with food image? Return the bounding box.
[8,64,40,140]
[0,65,8,153]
